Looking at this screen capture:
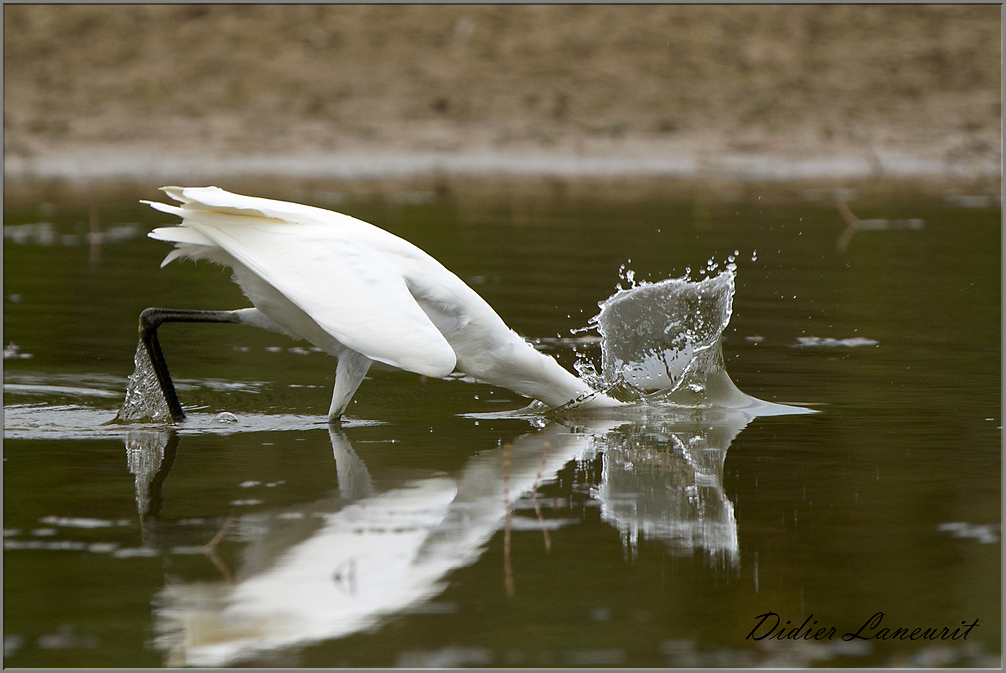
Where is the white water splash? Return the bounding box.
[115,341,171,422]
[576,268,768,409]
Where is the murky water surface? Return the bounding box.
[4,184,1001,667]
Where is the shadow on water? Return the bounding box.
[127,401,780,667]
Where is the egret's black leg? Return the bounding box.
[139,308,242,422]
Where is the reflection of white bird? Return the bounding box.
[152,423,600,666]
[142,186,619,421]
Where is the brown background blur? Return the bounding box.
[3,5,1002,182]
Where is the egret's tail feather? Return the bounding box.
[142,200,186,218]
[159,185,352,225]
[148,226,218,268]
[149,226,215,246]
[159,186,189,203]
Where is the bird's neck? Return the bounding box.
[487,340,619,409]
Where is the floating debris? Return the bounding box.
[936,522,1000,544]
[4,342,33,360]
[792,337,879,348]
[943,194,1000,209]
[38,516,128,529]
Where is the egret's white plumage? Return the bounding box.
[145,186,619,418]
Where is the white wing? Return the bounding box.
[147,187,458,377]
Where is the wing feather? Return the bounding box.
[146,187,458,377]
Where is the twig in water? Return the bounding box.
[528,441,552,553]
[88,204,101,269]
[203,510,236,583]
[502,442,515,598]
[836,200,861,253]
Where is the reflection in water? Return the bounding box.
[125,429,179,520]
[143,424,595,666]
[836,200,924,253]
[134,404,786,666]
[588,409,750,564]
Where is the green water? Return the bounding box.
[3,183,1001,667]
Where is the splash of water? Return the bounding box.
[583,268,754,408]
[115,341,172,422]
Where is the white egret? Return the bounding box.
[140,186,620,421]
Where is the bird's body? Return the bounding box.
[145,186,619,419]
